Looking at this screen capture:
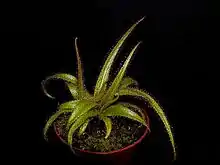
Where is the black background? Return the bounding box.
[2,0,219,164]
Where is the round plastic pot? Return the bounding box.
[53,110,150,165]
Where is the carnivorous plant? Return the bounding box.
[42,17,176,160]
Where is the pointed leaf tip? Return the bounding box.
[101,41,142,103]
[138,16,145,23]
[94,18,144,97]
[118,87,176,160]
[74,36,85,97]
[100,116,112,139]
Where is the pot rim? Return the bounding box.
[54,110,150,155]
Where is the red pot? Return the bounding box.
[53,110,150,165]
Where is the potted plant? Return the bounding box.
[42,17,176,164]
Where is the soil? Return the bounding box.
[54,112,147,152]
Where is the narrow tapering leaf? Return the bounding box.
[100,116,112,139]
[82,88,92,99]
[103,104,147,126]
[74,37,84,97]
[94,17,145,97]
[59,100,80,110]
[119,77,138,90]
[67,100,97,129]
[119,102,150,131]
[66,82,91,100]
[118,87,176,160]
[78,119,90,136]
[94,83,107,101]
[43,109,73,140]
[42,73,77,99]
[68,110,99,145]
[101,94,119,111]
[102,42,142,103]
[66,83,79,99]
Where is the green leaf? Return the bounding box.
[58,100,80,110]
[82,88,92,99]
[102,42,142,103]
[67,100,97,129]
[119,77,138,90]
[42,73,77,99]
[118,87,176,160]
[100,116,112,139]
[94,17,145,97]
[93,83,107,102]
[101,93,119,111]
[78,119,90,136]
[68,110,99,145]
[66,82,79,99]
[43,109,73,140]
[102,104,147,126]
[119,102,150,131]
[74,37,84,97]
[66,82,91,100]
[118,102,144,116]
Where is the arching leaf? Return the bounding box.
[102,104,147,126]
[118,87,176,160]
[118,102,145,119]
[119,77,138,90]
[94,17,145,97]
[42,73,77,99]
[78,119,90,136]
[66,82,79,99]
[118,102,150,131]
[43,109,73,140]
[68,110,99,145]
[100,116,112,139]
